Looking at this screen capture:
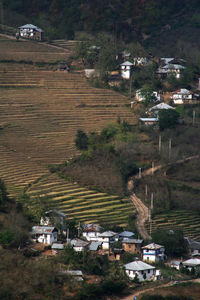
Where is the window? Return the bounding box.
[148,269,150,273]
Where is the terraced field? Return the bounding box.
[146,210,200,241]
[26,173,135,226]
[0,36,138,226]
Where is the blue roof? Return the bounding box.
[119,231,135,238]
[89,241,102,251]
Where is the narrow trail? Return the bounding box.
[128,154,200,241]
[119,278,200,300]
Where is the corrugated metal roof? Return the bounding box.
[32,226,57,234]
[183,258,200,266]
[119,231,135,238]
[19,24,43,32]
[142,243,164,250]
[70,238,89,247]
[120,61,133,66]
[149,103,175,111]
[89,241,102,251]
[124,260,155,271]
[139,118,158,122]
[51,243,64,250]
[122,238,143,244]
[99,231,116,237]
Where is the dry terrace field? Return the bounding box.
[0,36,136,225]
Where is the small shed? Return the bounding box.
[139,118,158,126]
[19,24,43,41]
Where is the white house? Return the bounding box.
[182,258,200,271]
[40,210,67,227]
[136,89,162,102]
[171,89,199,104]
[157,64,185,79]
[142,243,165,263]
[133,57,150,66]
[124,260,160,282]
[120,61,133,79]
[32,226,58,244]
[82,223,103,241]
[19,24,43,41]
[148,102,175,117]
[97,231,116,250]
[70,238,89,252]
[139,117,158,126]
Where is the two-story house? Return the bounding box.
[142,243,165,263]
[124,260,161,282]
[32,226,58,244]
[97,231,116,250]
[82,223,103,241]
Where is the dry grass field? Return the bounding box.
[0,36,136,225]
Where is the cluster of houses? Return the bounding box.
[29,210,200,283]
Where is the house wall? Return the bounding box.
[125,269,156,282]
[121,66,132,79]
[83,231,100,241]
[37,232,57,244]
[122,243,141,254]
[143,248,164,262]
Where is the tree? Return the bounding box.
[158,109,180,131]
[139,85,157,106]
[152,229,187,257]
[75,130,89,150]
[0,178,8,207]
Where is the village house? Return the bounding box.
[97,231,116,250]
[114,231,135,241]
[122,238,143,255]
[171,89,199,104]
[136,89,162,102]
[139,117,158,126]
[148,102,175,117]
[133,57,150,66]
[19,24,43,41]
[58,270,84,281]
[185,238,200,257]
[170,261,182,270]
[82,223,103,241]
[182,258,200,271]
[157,64,185,79]
[142,243,165,263]
[32,226,58,244]
[70,238,89,252]
[124,260,161,282]
[89,241,102,252]
[120,61,134,79]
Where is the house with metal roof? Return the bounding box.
[122,238,143,255]
[19,24,43,40]
[31,226,58,244]
[171,89,199,104]
[142,243,165,263]
[149,102,175,114]
[82,223,103,241]
[139,117,159,126]
[182,258,200,271]
[120,61,134,79]
[89,241,102,251]
[124,260,160,281]
[157,64,185,79]
[70,238,89,252]
[97,231,116,250]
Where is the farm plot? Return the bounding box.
[146,210,200,241]
[27,173,136,226]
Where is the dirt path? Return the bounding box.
[119,278,200,300]
[127,180,150,240]
[127,155,200,241]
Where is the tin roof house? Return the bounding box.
[124,260,161,282]
[120,61,134,79]
[82,223,103,241]
[32,226,58,244]
[142,243,165,263]
[19,24,43,41]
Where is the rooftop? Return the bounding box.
[124,260,155,271]
[142,243,164,250]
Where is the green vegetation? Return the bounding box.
[158,110,180,131]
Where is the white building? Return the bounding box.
[142,243,165,263]
[19,24,43,41]
[120,61,133,79]
[136,89,162,102]
[182,258,200,271]
[171,89,198,104]
[157,64,185,79]
[82,223,103,241]
[32,226,58,244]
[97,231,116,250]
[70,238,89,252]
[124,260,160,282]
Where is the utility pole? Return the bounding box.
[193,110,196,126]
[151,192,154,210]
[149,208,152,236]
[169,138,172,161]
[139,167,142,178]
[152,161,154,175]
[145,184,148,200]
[158,134,162,152]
